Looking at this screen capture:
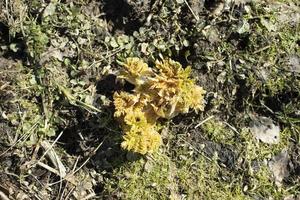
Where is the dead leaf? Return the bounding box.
[269,149,289,186]
[43,3,56,18]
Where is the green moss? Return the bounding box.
[238,126,292,162]
[105,153,173,199]
[175,154,248,200]
[201,119,236,145]
[24,21,49,59]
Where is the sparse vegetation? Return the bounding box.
[0,0,299,199]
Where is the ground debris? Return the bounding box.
[268,149,290,187]
[250,116,280,144]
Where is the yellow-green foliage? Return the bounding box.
[114,57,206,154]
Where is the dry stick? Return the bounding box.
[253,45,271,54]
[34,130,64,167]
[37,162,76,185]
[60,156,81,200]
[29,173,45,188]
[60,141,78,200]
[0,82,9,90]
[72,156,80,172]
[223,122,240,135]
[195,115,215,128]
[37,162,61,176]
[178,137,212,162]
[48,138,106,186]
[43,131,66,200]
[82,193,96,200]
[60,184,67,200]
[39,139,68,198]
[260,102,275,114]
[0,191,10,200]
[44,139,66,200]
[4,0,11,24]
[192,115,239,163]
[64,186,76,200]
[184,0,199,21]
[23,183,43,200]
[72,138,106,175]
[40,140,67,177]
[59,154,83,198]
[0,117,41,157]
[60,177,70,200]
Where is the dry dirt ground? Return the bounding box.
[0,0,300,199]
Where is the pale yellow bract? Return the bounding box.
[114,57,206,154]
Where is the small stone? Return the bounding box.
[269,149,289,186]
[250,116,280,144]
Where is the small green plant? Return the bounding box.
[114,57,206,154]
[24,21,49,59]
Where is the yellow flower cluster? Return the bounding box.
[114,57,206,154]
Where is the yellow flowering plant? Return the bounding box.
[114,57,206,154]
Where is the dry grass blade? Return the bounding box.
[195,115,215,128]
[37,161,76,185]
[47,138,106,187]
[0,116,41,157]
[0,191,10,200]
[184,0,199,21]
[40,140,67,177]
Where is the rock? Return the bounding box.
[287,55,300,73]
[250,116,280,144]
[269,150,290,186]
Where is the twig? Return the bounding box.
[37,162,76,185]
[0,117,41,157]
[253,45,271,54]
[72,138,105,174]
[260,101,275,114]
[184,0,199,22]
[40,140,67,177]
[223,122,239,135]
[178,137,212,162]
[48,138,106,186]
[82,193,96,200]
[0,191,10,200]
[64,186,76,200]
[36,130,64,165]
[195,115,214,128]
